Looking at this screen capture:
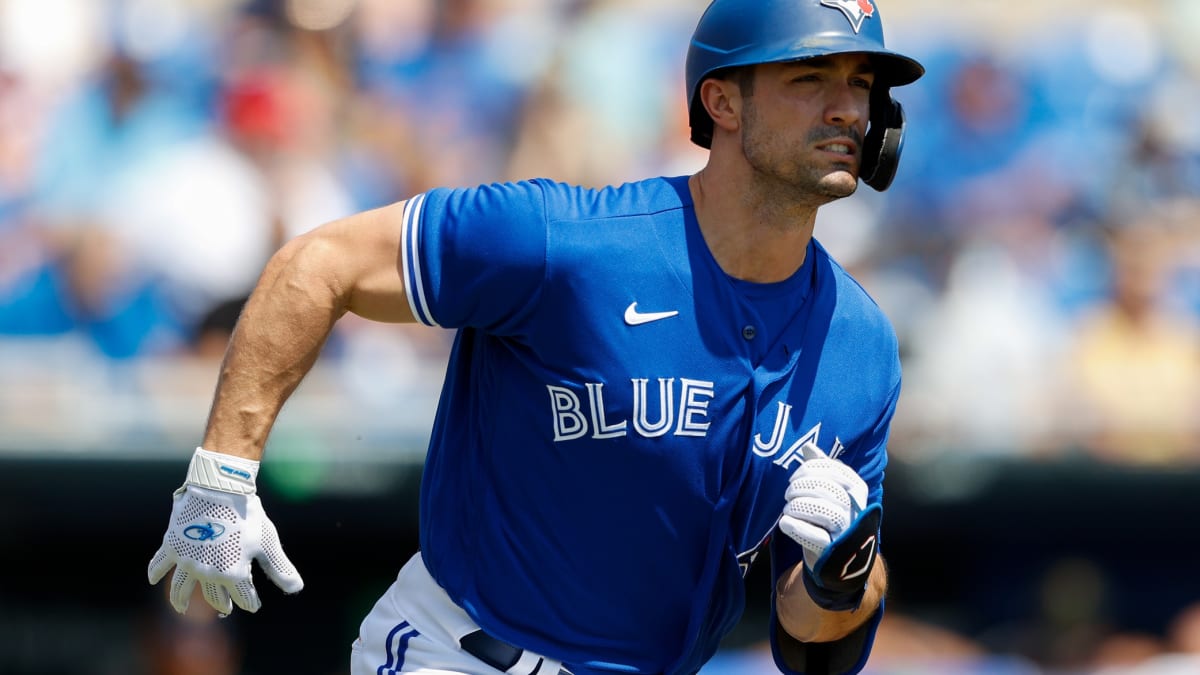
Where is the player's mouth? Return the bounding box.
[816,141,858,158]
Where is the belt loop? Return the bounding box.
[506,651,542,675]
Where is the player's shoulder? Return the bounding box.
[426,176,691,224]
[528,175,693,222]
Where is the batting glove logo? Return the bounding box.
[839,534,876,581]
[219,464,253,480]
[183,522,227,542]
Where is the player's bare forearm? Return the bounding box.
[775,554,886,643]
[202,202,414,460]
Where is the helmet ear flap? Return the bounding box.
[860,90,906,191]
[689,95,714,149]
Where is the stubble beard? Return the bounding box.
[741,99,860,209]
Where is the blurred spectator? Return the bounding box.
[95,128,277,329]
[976,557,1117,671]
[885,50,1058,276]
[1110,78,1200,211]
[1166,601,1200,657]
[1087,601,1200,674]
[889,222,1071,459]
[505,0,698,186]
[53,225,185,359]
[216,11,358,239]
[0,223,186,359]
[353,0,557,189]
[0,223,70,335]
[1057,207,1200,465]
[3,46,208,356]
[31,50,208,226]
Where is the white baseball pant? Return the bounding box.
[351,552,572,675]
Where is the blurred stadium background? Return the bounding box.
[3,0,1200,673]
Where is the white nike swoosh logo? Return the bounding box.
[624,302,679,326]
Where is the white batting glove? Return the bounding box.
[148,448,304,616]
[778,442,880,610]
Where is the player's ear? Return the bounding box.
[698,75,742,137]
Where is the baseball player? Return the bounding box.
[147,0,924,674]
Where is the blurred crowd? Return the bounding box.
[3,0,1200,466]
[5,0,1200,673]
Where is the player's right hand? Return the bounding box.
[778,442,880,611]
[148,448,303,616]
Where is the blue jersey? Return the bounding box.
[400,176,900,675]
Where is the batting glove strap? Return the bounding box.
[185,447,259,495]
[802,503,882,611]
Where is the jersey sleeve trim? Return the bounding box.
[401,193,439,327]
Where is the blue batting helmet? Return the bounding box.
[685,0,925,190]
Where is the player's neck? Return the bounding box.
[688,169,816,284]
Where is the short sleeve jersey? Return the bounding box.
[399,176,901,675]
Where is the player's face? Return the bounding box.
[739,54,874,202]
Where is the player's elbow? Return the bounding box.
[288,206,414,323]
[251,228,356,325]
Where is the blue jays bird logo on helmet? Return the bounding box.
[820,0,876,34]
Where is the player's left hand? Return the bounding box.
[778,442,880,611]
